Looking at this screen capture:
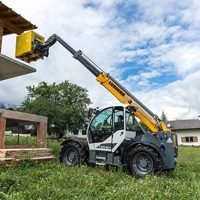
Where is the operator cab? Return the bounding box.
[87,105,144,152]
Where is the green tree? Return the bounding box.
[19,81,92,138]
[160,111,168,123]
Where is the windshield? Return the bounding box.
[88,106,137,143]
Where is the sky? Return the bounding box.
[1,0,200,120]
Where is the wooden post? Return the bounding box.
[37,122,47,148]
[0,117,6,149]
[0,19,4,53]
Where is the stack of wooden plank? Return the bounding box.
[0,148,55,167]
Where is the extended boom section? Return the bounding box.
[95,73,170,132]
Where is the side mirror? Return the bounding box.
[88,108,93,118]
[84,123,88,129]
[127,106,137,113]
[88,107,100,118]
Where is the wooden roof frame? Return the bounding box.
[0,1,37,36]
[0,1,37,80]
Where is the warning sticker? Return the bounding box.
[166,137,173,143]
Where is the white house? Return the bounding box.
[167,119,200,146]
[65,129,87,138]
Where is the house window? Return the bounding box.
[181,136,198,143]
[73,130,78,135]
[82,129,86,135]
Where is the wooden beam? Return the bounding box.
[0,16,23,35]
[0,9,12,15]
[0,15,21,20]
[17,23,31,27]
[0,116,6,148]
[37,123,47,148]
[0,19,3,53]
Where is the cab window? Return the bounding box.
[88,107,113,143]
[125,113,136,131]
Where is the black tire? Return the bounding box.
[60,141,87,166]
[128,144,163,178]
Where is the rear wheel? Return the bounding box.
[60,142,87,166]
[128,145,163,178]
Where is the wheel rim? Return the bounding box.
[132,152,153,176]
[63,147,78,166]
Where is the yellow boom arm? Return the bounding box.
[96,73,170,133]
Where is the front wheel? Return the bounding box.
[60,142,87,166]
[128,145,163,178]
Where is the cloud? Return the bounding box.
[140,70,200,120]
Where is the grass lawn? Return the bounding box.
[0,136,200,200]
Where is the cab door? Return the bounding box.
[87,107,113,152]
[109,106,126,152]
[111,106,137,152]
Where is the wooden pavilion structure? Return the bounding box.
[0,2,55,166]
